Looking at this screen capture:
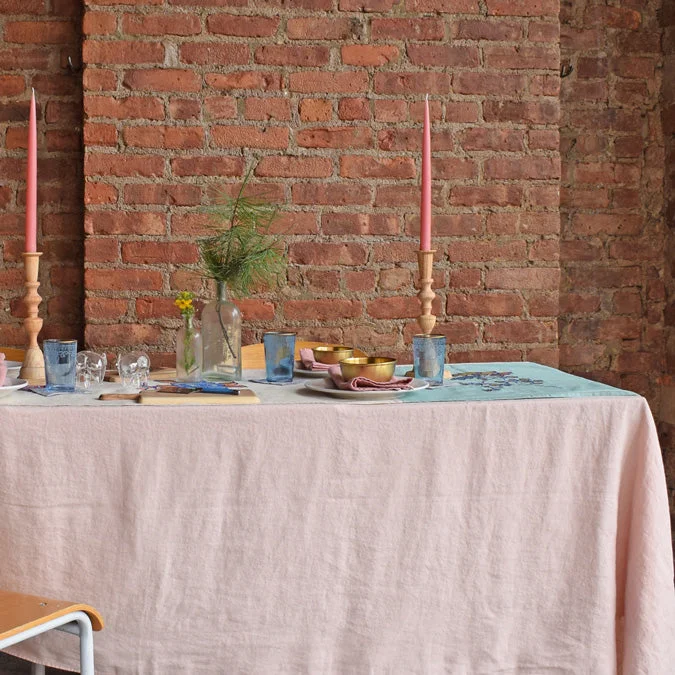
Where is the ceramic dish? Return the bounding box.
[293,361,330,378]
[303,378,428,399]
[0,377,28,398]
[5,361,22,379]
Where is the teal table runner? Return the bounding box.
[397,362,637,403]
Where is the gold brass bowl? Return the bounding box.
[339,357,396,383]
[312,345,354,365]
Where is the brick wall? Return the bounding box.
[0,0,84,346]
[80,0,562,366]
[662,0,675,526]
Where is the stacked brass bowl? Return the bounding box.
[312,346,396,382]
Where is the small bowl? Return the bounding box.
[339,357,396,383]
[5,361,22,379]
[313,345,354,365]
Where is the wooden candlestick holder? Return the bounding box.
[19,251,45,385]
[416,249,437,334]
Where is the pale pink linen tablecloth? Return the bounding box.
[0,395,673,673]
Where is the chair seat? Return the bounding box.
[0,590,103,642]
[0,348,25,363]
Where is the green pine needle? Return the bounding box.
[199,171,286,296]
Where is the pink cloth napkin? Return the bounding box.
[298,348,332,372]
[328,364,414,391]
[0,353,6,387]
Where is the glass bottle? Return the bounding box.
[176,315,202,382]
[201,282,242,381]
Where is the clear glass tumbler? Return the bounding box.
[263,332,296,383]
[44,339,78,392]
[413,334,446,386]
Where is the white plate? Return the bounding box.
[0,377,28,398]
[5,361,22,379]
[304,378,429,399]
[293,361,330,378]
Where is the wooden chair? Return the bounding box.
[241,341,366,370]
[0,590,103,675]
[0,347,25,362]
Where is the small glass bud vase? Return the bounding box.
[176,315,202,382]
[202,282,242,381]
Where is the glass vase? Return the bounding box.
[202,282,242,381]
[176,315,202,382]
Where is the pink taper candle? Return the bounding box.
[25,88,37,253]
[420,94,432,251]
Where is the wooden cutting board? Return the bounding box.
[138,387,259,405]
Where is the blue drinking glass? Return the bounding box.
[413,334,446,386]
[263,332,296,383]
[43,339,78,392]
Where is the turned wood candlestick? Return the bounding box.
[19,251,45,385]
[416,249,436,334]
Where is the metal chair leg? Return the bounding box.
[30,665,45,675]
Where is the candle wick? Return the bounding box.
[425,93,428,102]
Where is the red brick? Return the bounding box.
[338,0,397,9]
[124,126,204,150]
[374,100,408,122]
[288,242,368,265]
[171,156,244,177]
[485,320,557,343]
[566,267,642,289]
[244,98,291,121]
[0,75,25,96]
[122,12,200,36]
[372,18,444,40]
[299,99,332,122]
[338,98,370,121]
[571,213,643,236]
[124,183,202,206]
[83,40,164,64]
[86,323,162,347]
[205,71,281,91]
[367,296,420,320]
[85,95,164,120]
[485,157,561,180]
[453,72,527,96]
[406,0,479,11]
[123,69,201,92]
[85,153,164,177]
[322,213,399,235]
[255,156,333,178]
[453,19,521,41]
[83,68,117,91]
[460,128,525,152]
[255,45,329,66]
[407,214,481,237]
[375,185,442,208]
[290,72,369,94]
[340,155,415,179]
[122,242,199,264]
[447,293,523,317]
[5,20,76,44]
[85,270,164,292]
[374,72,452,95]
[486,267,560,290]
[286,17,358,40]
[487,0,560,17]
[584,6,641,30]
[85,237,119,263]
[432,158,478,180]
[236,299,276,321]
[408,45,480,68]
[448,240,527,263]
[203,96,237,119]
[84,122,117,146]
[208,15,279,37]
[297,127,372,149]
[84,211,166,235]
[82,11,116,35]
[377,128,449,153]
[169,98,200,120]
[85,297,127,319]
[269,212,319,235]
[483,100,559,124]
[211,125,288,149]
[134,296,179,320]
[302,270,340,292]
[528,21,559,43]
[341,45,398,67]
[179,43,249,65]
[484,46,559,70]
[450,185,523,207]
[284,299,361,320]
[344,270,376,292]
